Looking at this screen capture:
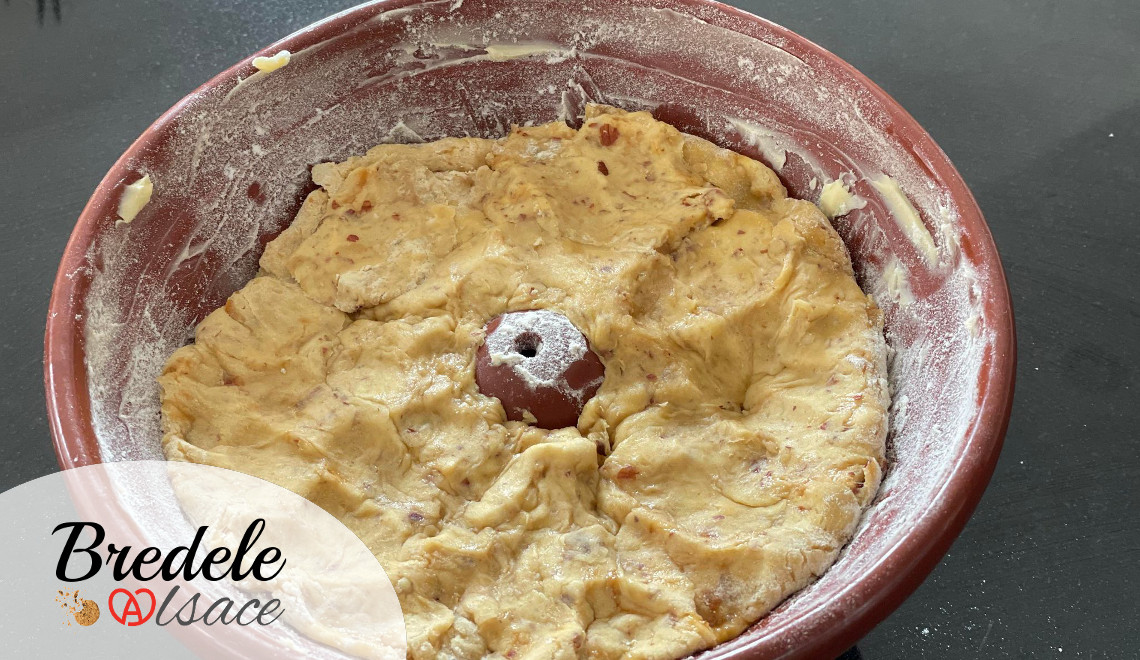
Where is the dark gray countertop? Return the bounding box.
[2,0,1137,657]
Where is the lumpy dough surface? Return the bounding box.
[159,105,889,660]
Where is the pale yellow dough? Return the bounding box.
[159,105,889,660]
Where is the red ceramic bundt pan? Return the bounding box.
[45,1,1015,657]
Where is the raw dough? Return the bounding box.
[159,105,889,660]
